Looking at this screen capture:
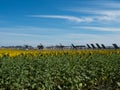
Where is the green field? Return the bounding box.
[0,49,120,90]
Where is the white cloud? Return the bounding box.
[0,31,120,46]
[29,1,120,23]
[66,1,120,22]
[29,15,93,23]
[68,8,120,22]
[0,26,120,46]
[101,2,120,9]
[0,32,50,38]
[0,26,67,35]
[63,33,120,46]
[1,32,119,46]
[73,26,120,31]
[88,10,120,22]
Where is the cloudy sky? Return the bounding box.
[0,0,120,46]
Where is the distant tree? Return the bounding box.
[24,45,29,49]
[37,44,44,49]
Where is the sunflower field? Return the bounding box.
[0,49,120,90]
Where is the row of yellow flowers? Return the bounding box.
[0,49,120,58]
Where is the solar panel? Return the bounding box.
[101,44,106,49]
[91,44,96,49]
[112,44,119,49]
[87,44,91,49]
[96,43,101,49]
[71,44,77,49]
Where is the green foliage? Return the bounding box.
[0,52,120,90]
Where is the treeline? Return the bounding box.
[0,43,120,50]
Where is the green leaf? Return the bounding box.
[117,82,120,87]
[58,85,62,90]
[79,83,83,87]
[32,83,36,89]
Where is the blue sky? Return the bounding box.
[0,0,120,46]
